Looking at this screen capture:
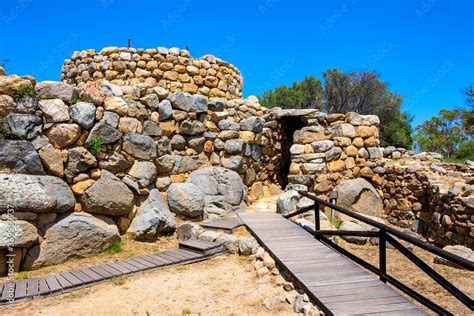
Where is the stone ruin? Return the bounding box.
[0,46,472,275]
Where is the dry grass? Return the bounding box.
[1,255,294,315]
[0,235,178,283]
[338,238,474,315]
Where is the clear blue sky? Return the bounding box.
[0,0,472,127]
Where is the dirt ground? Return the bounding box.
[340,239,474,315]
[1,255,294,316]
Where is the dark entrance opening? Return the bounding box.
[277,116,306,189]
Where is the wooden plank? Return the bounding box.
[151,253,177,265]
[174,249,201,260]
[330,301,422,314]
[70,269,95,284]
[322,288,405,304]
[162,250,187,262]
[89,265,115,279]
[44,275,62,293]
[138,255,167,267]
[53,274,73,290]
[127,257,155,269]
[59,272,83,287]
[362,308,430,315]
[108,262,133,274]
[97,263,124,277]
[14,280,28,299]
[26,278,40,297]
[38,278,50,296]
[114,260,141,273]
[1,282,14,302]
[81,268,105,282]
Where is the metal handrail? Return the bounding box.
[282,190,474,314]
[296,190,474,270]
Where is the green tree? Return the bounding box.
[415,109,468,158]
[323,69,412,148]
[258,76,324,109]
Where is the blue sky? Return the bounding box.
[0,0,472,127]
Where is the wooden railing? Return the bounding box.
[283,190,474,315]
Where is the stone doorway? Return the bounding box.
[277,116,306,189]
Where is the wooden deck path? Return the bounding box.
[201,217,245,233]
[239,212,429,316]
[0,240,222,306]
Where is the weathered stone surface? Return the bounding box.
[158,99,172,120]
[143,120,161,137]
[16,95,38,114]
[167,182,205,218]
[36,81,78,101]
[239,236,258,256]
[65,146,98,177]
[224,139,245,154]
[102,111,119,128]
[218,119,240,131]
[290,144,305,154]
[240,116,264,133]
[86,123,122,145]
[167,92,208,113]
[127,189,176,241]
[104,152,132,174]
[0,140,44,174]
[325,146,342,161]
[46,123,81,148]
[82,82,105,105]
[172,153,208,174]
[335,178,383,218]
[0,174,75,213]
[434,245,473,269]
[103,96,128,115]
[81,170,134,216]
[0,94,16,117]
[187,167,245,210]
[23,212,120,268]
[346,112,380,126]
[38,143,64,177]
[221,155,243,172]
[277,190,300,216]
[176,223,200,241]
[156,154,176,174]
[0,220,39,248]
[69,102,96,129]
[128,161,157,188]
[339,221,368,244]
[118,117,142,134]
[180,120,204,135]
[311,140,334,153]
[0,75,33,96]
[293,126,330,144]
[5,113,42,140]
[38,99,70,123]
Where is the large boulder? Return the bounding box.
[23,212,120,268]
[81,170,134,216]
[0,174,75,213]
[334,178,383,219]
[35,81,78,101]
[5,113,42,140]
[69,101,96,129]
[434,245,473,269]
[276,190,300,216]
[0,220,39,248]
[187,167,245,212]
[127,189,176,241]
[122,133,156,160]
[0,140,44,174]
[167,183,204,218]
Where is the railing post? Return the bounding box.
[379,230,386,283]
[314,201,320,236]
[329,191,338,224]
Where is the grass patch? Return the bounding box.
[64,292,81,299]
[11,85,36,101]
[102,240,123,254]
[331,217,342,229]
[89,135,103,155]
[15,271,29,280]
[68,96,82,106]
[0,128,23,140]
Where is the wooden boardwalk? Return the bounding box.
[201,217,245,233]
[0,240,222,305]
[239,212,429,316]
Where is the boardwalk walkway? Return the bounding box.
[239,212,429,316]
[0,240,222,305]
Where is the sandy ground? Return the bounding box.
[1,255,294,316]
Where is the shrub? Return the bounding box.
[89,136,103,155]
[11,85,36,101]
[103,240,123,254]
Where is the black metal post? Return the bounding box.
[379,230,386,283]
[314,201,320,235]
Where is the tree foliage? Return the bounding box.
[258,76,324,109]
[259,69,413,149]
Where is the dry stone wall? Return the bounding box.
[61,47,242,100]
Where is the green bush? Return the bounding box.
[11,85,36,101]
[89,136,103,155]
[102,240,123,254]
